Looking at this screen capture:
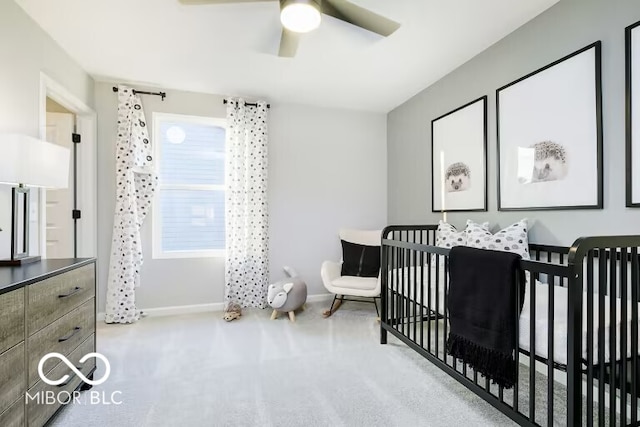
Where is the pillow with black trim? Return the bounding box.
[341,240,380,277]
[465,219,530,260]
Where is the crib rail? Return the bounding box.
[380,225,640,427]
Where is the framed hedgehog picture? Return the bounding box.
[497,42,603,211]
[627,20,640,207]
[431,96,487,212]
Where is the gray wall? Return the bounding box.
[387,0,640,246]
[95,81,387,312]
[0,1,94,259]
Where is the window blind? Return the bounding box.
[157,119,226,253]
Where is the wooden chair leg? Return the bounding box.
[288,311,296,322]
[271,309,278,320]
[322,295,343,318]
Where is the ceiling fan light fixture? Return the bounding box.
[280,0,321,33]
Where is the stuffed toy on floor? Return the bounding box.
[223,302,242,322]
[268,266,307,322]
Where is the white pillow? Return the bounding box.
[435,220,489,248]
[465,219,530,260]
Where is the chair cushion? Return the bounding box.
[341,240,380,277]
[332,276,378,291]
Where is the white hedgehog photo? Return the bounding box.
[530,141,568,183]
[444,162,471,192]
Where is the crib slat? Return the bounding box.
[420,251,425,348]
[609,248,617,427]
[389,244,394,329]
[587,250,594,427]
[530,271,537,423]
[412,247,422,343]
[462,356,467,378]
[514,270,520,414]
[399,246,404,334]
[435,254,440,358]
[631,247,638,424]
[444,256,449,366]
[620,247,628,424]
[391,245,395,330]
[401,247,406,336]
[407,248,412,336]
[381,241,388,343]
[394,246,399,332]
[427,251,432,353]
[598,249,606,427]
[548,273,555,427]
[406,248,411,337]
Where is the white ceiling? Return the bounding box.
[16,0,559,112]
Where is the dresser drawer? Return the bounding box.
[26,334,95,427]
[0,398,25,427]
[28,300,94,387]
[27,264,95,335]
[0,343,25,415]
[0,288,24,354]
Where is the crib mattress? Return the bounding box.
[520,281,640,366]
[389,265,640,366]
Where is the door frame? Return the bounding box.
[39,73,97,258]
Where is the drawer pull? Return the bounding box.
[58,286,84,298]
[58,326,82,342]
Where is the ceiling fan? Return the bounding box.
[178,0,401,57]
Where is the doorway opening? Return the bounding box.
[39,73,97,259]
[45,97,76,258]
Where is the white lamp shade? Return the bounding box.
[0,134,70,189]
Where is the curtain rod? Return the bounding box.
[223,99,270,109]
[112,86,166,101]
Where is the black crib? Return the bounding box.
[380,225,640,427]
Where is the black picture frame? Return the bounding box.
[626,20,640,207]
[496,41,603,211]
[431,95,488,213]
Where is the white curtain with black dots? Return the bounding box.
[105,85,157,324]
[224,98,269,309]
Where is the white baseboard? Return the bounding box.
[96,293,335,322]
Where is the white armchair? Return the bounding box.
[321,229,382,317]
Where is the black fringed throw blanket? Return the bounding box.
[446,246,525,389]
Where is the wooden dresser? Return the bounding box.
[0,259,96,427]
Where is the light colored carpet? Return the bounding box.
[51,302,518,427]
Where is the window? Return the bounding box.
[152,113,226,258]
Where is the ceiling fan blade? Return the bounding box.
[322,0,400,37]
[278,29,300,57]
[178,0,273,4]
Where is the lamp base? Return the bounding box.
[0,256,41,267]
